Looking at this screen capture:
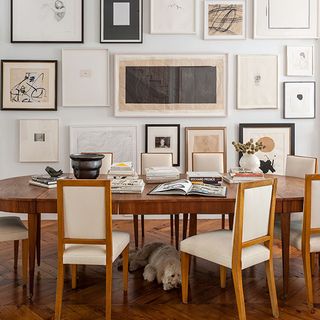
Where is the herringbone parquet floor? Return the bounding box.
[0,219,319,320]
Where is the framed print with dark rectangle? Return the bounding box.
[114,54,227,117]
[146,124,180,166]
[1,60,58,111]
[100,0,143,43]
[11,0,84,43]
[239,123,295,175]
[185,127,227,172]
[284,82,315,119]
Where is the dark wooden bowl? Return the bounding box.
[70,154,105,179]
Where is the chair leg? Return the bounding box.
[133,215,139,248]
[71,265,77,289]
[36,214,41,267]
[221,214,226,229]
[14,240,19,271]
[141,215,145,238]
[302,249,314,309]
[55,263,65,320]
[106,263,113,320]
[21,239,28,287]
[181,252,190,304]
[220,266,227,289]
[122,245,129,293]
[175,214,179,250]
[182,214,188,240]
[170,215,174,238]
[265,259,279,318]
[232,266,246,320]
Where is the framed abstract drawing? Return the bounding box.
[145,124,180,166]
[11,0,84,43]
[1,60,58,111]
[204,0,246,39]
[62,49,110,107]
[237,55,278,109]
[239,123,295,175]
[150,0,196,34]
[100,0,143,43]
[284,82,315,119]
[19,119,59,162]
[286,46,314,76]
[114,54,228,117]
[185,127,227,172]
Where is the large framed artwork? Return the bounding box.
[11,0,84,43]
[100,0,143,43]
[114,54,228,117]
[69,125,138,170]
[286,46,314,76]
[185,127,227,172]
[20,119,59,162]
[284,82,315,119]
[254,0,318,39]
[204,0,246,40]
[239,123,295,175]
[150,0,196,34]
[237,55,278,109]
[1,60,58,111]
[62,49,110,107]
[145,124,180,166]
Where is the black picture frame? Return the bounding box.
[1,60,58,111]
[145,124,180,166]
[100,0,143,43]
[11,0,84,43]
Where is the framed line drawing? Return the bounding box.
[62,49,110,107]
[145,124,180,166]
[204,0,246,40]
[114,54,228,117]
[286,46,314,76]
[283,82,315,119]
[100,0,143,43]
[150,0,196,34]
[185,127,227,172]
[239,123,295,175]
[1,60,58,111]
[20,119,59,162]
[11,0,84,43]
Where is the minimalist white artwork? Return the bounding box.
[237,55,278,109]
[62,49,110,107]
[20,119,59,162]
[113,3,130,25]
[287,46,314,76]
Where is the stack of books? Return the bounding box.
[223,168,264,184]
[107,162,138,179]
[29,175,65,188]
[186,171,222,185]
[145,167,180,183]
[111,178,145,194]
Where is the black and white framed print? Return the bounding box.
[11,0,84,43]
[146,124,180,166]
[286,46,314,76]
[284,82,316,119]
[1,60,58,111]
[100,0,143,43]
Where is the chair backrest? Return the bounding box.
[141,153,173,175]
[285,155,318,179]
[192,152,224,172]
[81,152,113,175]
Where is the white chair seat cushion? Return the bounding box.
[63,231,130,265]
[180,230,270,270]
[0,217,28,242]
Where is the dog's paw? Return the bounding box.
[143,265,156,282]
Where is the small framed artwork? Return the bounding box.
[1,60,58,111]
[204,0,246,40]
[185,127,227,172]
[286,46,314,76]
[239,123,295,175]
[237,55,278,109]
[20,119,59,162]
[284,82,315,119]
[100,0,143,43]
[150,0,196,34]
[11,0,84,43]
[62,49,110,107]
[145,124,180,166]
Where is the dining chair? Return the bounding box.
[54,179,129,320]
[81,152,113,174]
[180,179,279,320]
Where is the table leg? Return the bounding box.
[36,214,41,267]
[174,214,179,250]
[133,215,139,249]
[28,214,37,299]
[182,214,188,239]
[189,214,197,237]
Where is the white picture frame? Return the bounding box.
[286,46,314,76]
[254,0,318,39]
[19,119,59,162]
[150,0,196,34]
[204,0,246,40]
[237,55,279,109]
[62,49,110,107]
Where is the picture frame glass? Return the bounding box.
[287,46,314,76]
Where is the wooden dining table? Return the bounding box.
[0,174,304,299]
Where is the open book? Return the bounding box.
[149,179,227,197]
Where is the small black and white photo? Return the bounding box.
[155,137,171,149]
[34,133,46,142]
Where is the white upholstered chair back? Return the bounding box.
[192,152,224,172]
[285,155,317,179]
[310,179,320,229]
[141,153,173,175]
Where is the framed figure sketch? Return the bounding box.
[286,46,314,76]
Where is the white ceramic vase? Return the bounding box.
[239,153,260,172]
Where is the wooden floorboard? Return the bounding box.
[0,219,319,319]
